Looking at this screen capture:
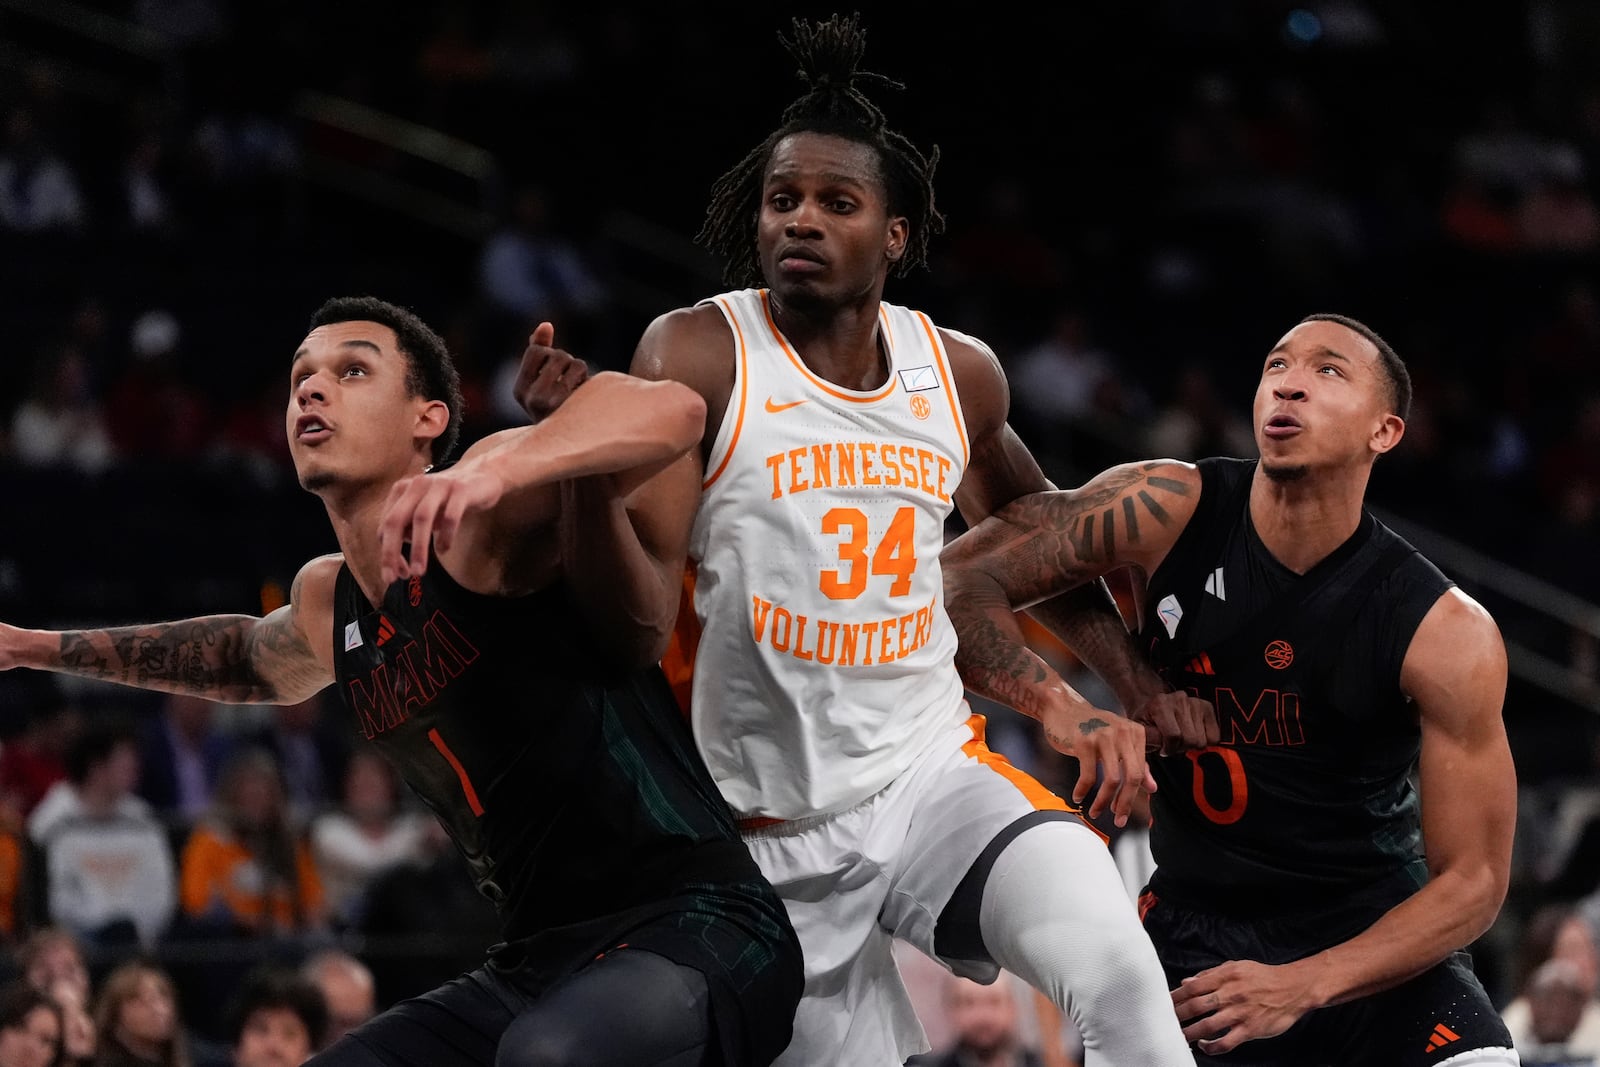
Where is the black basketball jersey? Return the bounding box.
[329,559,763,963]
[1136,458,1453,919]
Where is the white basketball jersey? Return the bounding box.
[688,288,971,821]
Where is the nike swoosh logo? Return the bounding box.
[764,397,808,413]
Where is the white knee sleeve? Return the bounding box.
[977,820,1193,1067]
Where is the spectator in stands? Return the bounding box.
[8,345,115,475]
[1009,309,1115,432]
[1512,958,1600,1065]
[0,105,85,233]
[136,695,231,823]
[1503,908,1600,1054]
[0,821,23,945]
[478,182,612,367]
[51,976,92,1067]
[0,980,61,1067]
[103,311,211,463]
[225,969,324,1067]
[245,695,341,827]
[0,697,81,820]
[177,748,324,939]
[309,750,428,930]
[27,721,176,948]
[907,970,1063,1067]
[1143,361,1256,462]
[91,960,188,1067]
[297,951,374,1049]
[16,929,89,1005]
[1516,147,1600,253]
[15,925,92,1064]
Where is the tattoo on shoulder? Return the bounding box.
[1041,464,1190,564]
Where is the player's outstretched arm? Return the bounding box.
[378,357,705,590]
[0,555,339,705]
[945,331,1216,752]
[510,311,723,664]
[944,462,1200,824]
[1172,589,1515,1055]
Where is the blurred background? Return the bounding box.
[1,0,1600,1063]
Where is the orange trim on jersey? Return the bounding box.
[960,714,1109,843]
[660,563,701,719]
[759,290,898,403]
[703,297,750,489]
[428,728,485,817]
[877,303,897,351]
[918,312,969,465]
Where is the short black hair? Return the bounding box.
[63,719,137,786]
[0,979,60,1050]
[698,12,944,288]
[308,296,465,464]
[227,967,328,1049]
[1299,312,1412,421]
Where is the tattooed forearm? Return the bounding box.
[59,618,259,699]
[944,462,1194,711]
[947,569,1071,725]
[952,610,1054,720]
[1025,580,1168,710]
[53,610,323,704]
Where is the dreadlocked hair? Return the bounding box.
[697,12,944,288]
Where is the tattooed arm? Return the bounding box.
[0,555,339,704]
[945,331,1216,757]
[944,461,1206,814]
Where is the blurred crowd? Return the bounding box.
[2,1,1600,1063]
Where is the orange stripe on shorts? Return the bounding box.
[961,714,1109,844]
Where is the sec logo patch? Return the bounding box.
[910,394,931,420]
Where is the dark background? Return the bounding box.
[2,0,1599,1027]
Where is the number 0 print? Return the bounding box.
[819,506,918,600]
[1187,746,1247,825]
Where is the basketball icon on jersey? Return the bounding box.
[1264,639,1294,669]
[910,394,931,420]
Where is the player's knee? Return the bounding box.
[979,822,1167,1001]
[495,1012,593,1067]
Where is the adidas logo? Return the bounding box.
[375,616,397,648]
[1203,566,1227,600]
[1185,652,1216,675]
[1424,1022,1460,1053]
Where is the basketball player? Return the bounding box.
[942,314,1518,1065]
[516,15,1204,1066]
[0,297,803,1067]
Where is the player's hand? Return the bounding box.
[514,321,590,424]
[378,463,506,586]
[1130,691,1220,754]
[1040,704,1156,828]
[1172,959,1318,1055]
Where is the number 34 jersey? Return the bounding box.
[688,288,971,822]
[1136,457,1454,917]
